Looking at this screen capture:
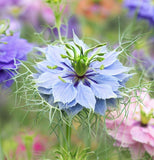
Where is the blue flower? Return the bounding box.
[0,33,32,88]
[124,0,154,25]
[34,33,130,116]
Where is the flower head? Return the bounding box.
[106,90,154,159]
[0,0,55,31]
[0,32,32,88]
[34,33,130,116]
[124,0,154,25]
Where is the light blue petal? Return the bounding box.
[106,98,117,108]
[88,45,108,58]
[73,31,88,52]
[100,75,120,91]
[114,91,122,98]
[58,100,76,109]
[103,48,120,58]
[60,61,74,72]
[38,87,52,95]
[114,73,134,86]
[39,94,54,106]
[91,50,120,68]
[37,72,59,89]
[37,61,62,73]
[88,74,120,91]
[36,46,70,70]
[120,76,132,86]
[99,45,108,53]
[114,73,133,82]
[46,45,66,67]
[32,73,40,79]
[87,45,107,58]
[39,93,49,101]
[58,102,66,109]
[64,103,83,116]
[48,94,54,106]
[98,60,129,75]
[34,66,44,74]
[102,51,121,67]
[90,81,117,99]
[35,47,48,54]
[76,82,96,110]
[94,99,107,115]
[53,81,77,103]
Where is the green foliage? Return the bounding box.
[54,146,92,160]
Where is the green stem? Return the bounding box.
[0,135,4,160]
[85,132,91,148]
[57,27,63,44]
[27,149,32,160]
[59,122,64,149]
[66,123,72,151]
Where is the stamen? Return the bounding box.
[47,65,57,69]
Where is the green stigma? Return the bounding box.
[64,43,106,77]
[73,56,89,77]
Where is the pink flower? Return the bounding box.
[32,135,47,156]
[106,90,154,160]
[0,0,55,31]
[15,132,49,160]
[20,0,55,26]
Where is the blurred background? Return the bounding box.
[0,0,154,159]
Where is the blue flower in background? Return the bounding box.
[124,0,154,25]
[53,15,81,40]
[130,49,154,80]
[0,33,32,88]
[34,33,130,116]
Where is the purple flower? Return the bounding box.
[124,0,154,25]
[130,49,154,80]
[53,16,81,39]
[67,16,81,39]
[0,0,19,8]
[0,33,32,88]
[33,33,131,116]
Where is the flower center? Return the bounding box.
[140,104,154,126]
[61,42,106,77]
[140,123,148,127]
[73,57,89,77]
